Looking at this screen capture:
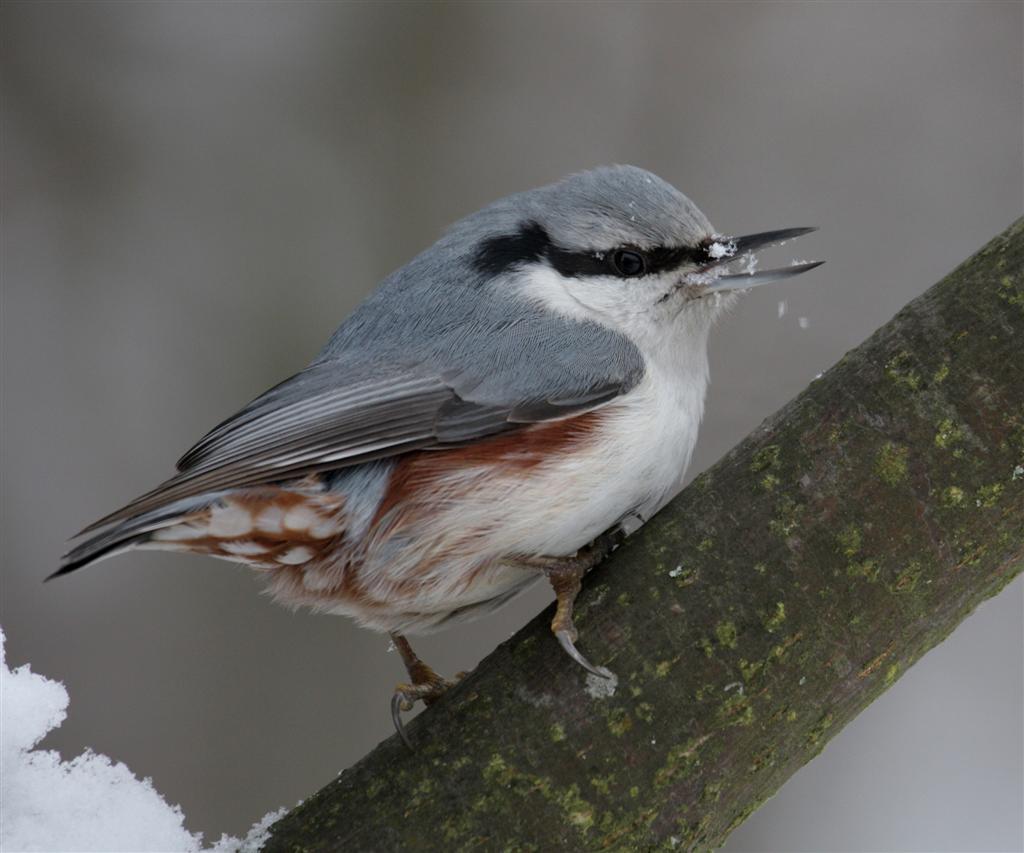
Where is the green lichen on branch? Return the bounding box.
[264,219,1024,853]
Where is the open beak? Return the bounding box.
[702,226,823,292]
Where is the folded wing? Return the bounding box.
[76,314,643,536]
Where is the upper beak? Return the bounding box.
[702,226,823,292]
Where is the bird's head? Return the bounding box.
[463,165,821,351]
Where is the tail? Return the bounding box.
[53,482,348,580]
[51,496,219,581]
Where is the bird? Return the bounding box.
[55,165,821,745]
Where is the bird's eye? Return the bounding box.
[612,250,646,277]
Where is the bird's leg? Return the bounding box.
[542,528,625,679]
[389,633,463,749]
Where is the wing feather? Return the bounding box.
[78,367,626,535]
[75,304,646,537]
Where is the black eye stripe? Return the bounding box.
[473,221,551,276]
[640,245,707,275]
[473,220,705,280]
[549,240,703,279]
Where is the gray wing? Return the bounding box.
[81,310,643,533]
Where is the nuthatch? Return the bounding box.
[56,165,821,745]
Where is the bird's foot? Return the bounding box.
[548,565,611,680]
[389,633,464,749]
[390,672,464,749]
[544,528,624,679]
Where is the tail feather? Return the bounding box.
[50,538,152,580]
[53,481,349,580]
[53,497,219,580]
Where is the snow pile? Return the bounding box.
[0,627,284,852]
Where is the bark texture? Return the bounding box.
[264,219,1024,852]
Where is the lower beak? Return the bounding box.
[703,227,824,292]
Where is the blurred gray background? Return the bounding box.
[2,1,1022,850]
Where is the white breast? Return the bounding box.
[505,322,710,556]
[599,334,710,527]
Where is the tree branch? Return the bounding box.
[264,219,1024,852]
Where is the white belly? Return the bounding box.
[504,354,707,556]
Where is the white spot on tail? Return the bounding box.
[278,546,314,565]
[221,540,268,556]
[256,506,285,534]
[208,503,253,537]
[284,506,318,533]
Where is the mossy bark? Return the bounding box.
[264,220,1024,853]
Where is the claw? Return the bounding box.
[556,629,611,679]
[543,532,624,681]
[388,635,464,750]
[390,678,462,750]
[391,690,413,749]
